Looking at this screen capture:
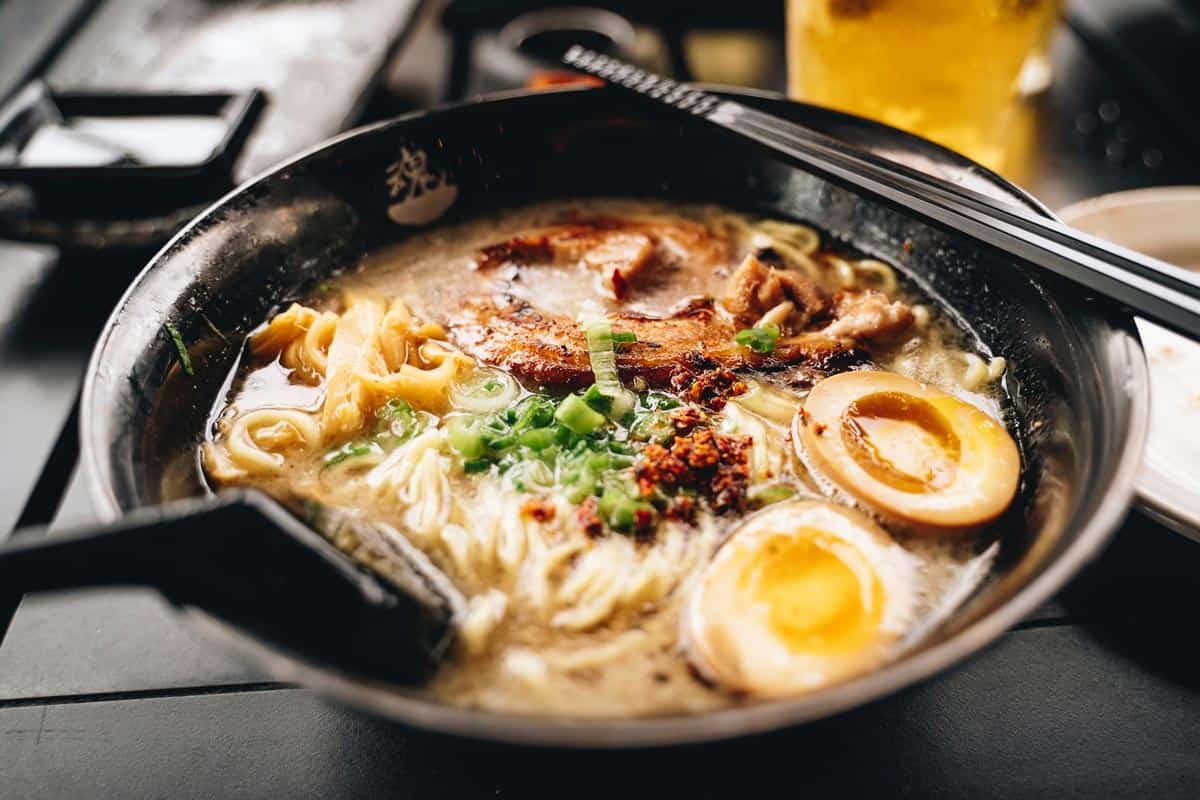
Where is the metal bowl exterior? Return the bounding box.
[80,86,1149,747]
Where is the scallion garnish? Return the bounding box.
[734,324,780,354]
[450,367,518,412]
[321,399,429,469]
[629,410,674,444]
[583,318,635,419]
[447,415,487,458]
[324,440,382,468]
[441,387,742,535]
[747,483,798,509]
[582,384,614,415]
[554,393,607,435]
[518,427,556,451]
[165,323,194,376]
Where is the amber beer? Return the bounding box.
[787,0,1058,170]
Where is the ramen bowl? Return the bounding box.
[81,86,1147,746]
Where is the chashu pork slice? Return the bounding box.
[472,216,731,300]
[448,294,859,390]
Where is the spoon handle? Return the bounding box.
[0,495,239,595]
[0,490,456,682]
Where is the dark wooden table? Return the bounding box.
[1,4,1199,798]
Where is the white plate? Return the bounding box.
[1059,187,1200,541]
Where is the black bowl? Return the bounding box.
[81,86,1148,746]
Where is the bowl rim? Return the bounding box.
[1058,186,1200,542]
[80,85,1150,747]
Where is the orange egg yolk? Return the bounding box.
[841,391,961,494]
[739,529,883,656]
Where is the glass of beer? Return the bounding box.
[786,0,1059,171]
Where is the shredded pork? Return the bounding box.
[721,254,830,330]
[821,290,915,341]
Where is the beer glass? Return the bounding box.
[786,0,1059,170]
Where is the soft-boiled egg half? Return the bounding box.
[685,500,916,696]
[795,371,1020,533]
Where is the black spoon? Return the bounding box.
[0,489,463,683]
[561,46,1200,341]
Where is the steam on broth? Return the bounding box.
[201,199,1018,716]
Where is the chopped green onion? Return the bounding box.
[554,423,581,447]
[447,416,486,458]
[441,387,731,535]
[609,502,645,533]
[321,399,430,470]
[164,323,194,376]
[512,395,556,431]
[508,459,554,491]
[481,432,517,451]
[583,318,636,419]
[608,439,636,455]
[596,475,655,533]
[535,444,561,466]
[607,452,636,469]
[554,393,607,435]
[734,325,780,354]
[586,452,611,471]
[563,481,593,505]
[463,457,492,474]
[375,398,421,440]
[582,384,614,415]
[323,440,382,468]
[640,391,681,412]
[629,411,674,444]
[518,427,556,451]
[748,483,798,509]
[611,331,637,345]
[450,367,519,412]
[481,415,509,433]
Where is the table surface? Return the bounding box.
[2,3,1199,798]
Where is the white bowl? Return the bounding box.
[1060,187,1200,541]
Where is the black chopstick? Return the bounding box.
[562,46,1200,341]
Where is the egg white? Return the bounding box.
[685,500,917,697]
